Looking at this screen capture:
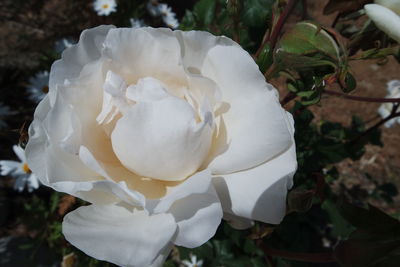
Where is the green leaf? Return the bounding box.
[179,10,196,31]
[49,192,60,214]
[345,72,357,92]
[256,43,272,72]
[287,188,315,213]
[279,21,340,61]
[242,0,273,27]
[322,200,354,237]
[193,0,216,27]
[275,52,337,70]
[334,202,400,267]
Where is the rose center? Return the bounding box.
[97,72,214,181]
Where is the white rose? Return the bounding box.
[26,26,296,267]
[365,1,400,43]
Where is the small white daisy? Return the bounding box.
[0,145,40,192]
[130,18,146,28]
[163,15,179,29]
[158,3,173,17]
[93,0,117,16]
[378,80,400,127]
[27,71,49,103]
[147,0,161,17]
[182,254,204,267]
[0,103,13,129]
[55,38,75,54]
[158,4,179,29]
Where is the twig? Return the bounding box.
[254,0,300,58]
[269,0,299,52]
[280,91,298,106]
[331,12,342,28]
[349,104,400,145]
[324,89,400,103]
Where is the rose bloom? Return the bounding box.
[365,0,400,43]
[26,26,296,266]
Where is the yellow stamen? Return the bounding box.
[22,163,31,173]
[102,4,109,9]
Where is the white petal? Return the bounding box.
[170,185,222,248]
[387,80,400,94]
[111,93,213,181]
[375,0,400,15]
[26,93,104,186]
[52,179,145,206]
[146,169,212,213]
[26,97,51,185]
[102,28,186,90]
[12,145,26,162]
[27,174,40,191]
[49,25,114,98]
[378,104,391,119]
[365,4,400,43]
[0,160,21,176]
[202,45,292,174]
[174,30,237,71]
[213,141,297,224]
[146,169,223,248]
[14,175,28,192]
[148,242,174,267]
[126,77,170,102]
[63,205,177,267]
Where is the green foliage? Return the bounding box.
[279,22,340,61]
[193,0,216,27]
[242,0,273,27]
[178,223,264,266]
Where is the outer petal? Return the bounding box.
[174,30,237,71]
[170,186,222,248]
[63,204,177,267]
[213,143,296,224]
[49,25,114,95]
[213,112,296,224]
[52,180,144,206]
[375,0,400,15]
[146,170,223,248]
[365,4,400,43]
[202,45,292,174]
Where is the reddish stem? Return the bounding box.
[280,91,298,106]
[260,243,336,263]
[324,89,400,103]
[350,105,400,145]
[255,0,299,58]
[269,0,299,52]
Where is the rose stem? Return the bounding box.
[324,89,400,103]
[280,91,298,106]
